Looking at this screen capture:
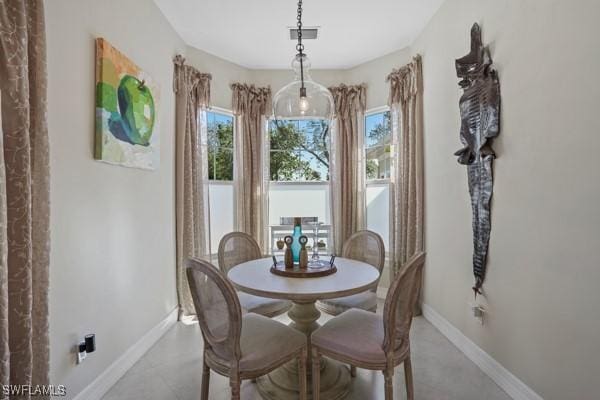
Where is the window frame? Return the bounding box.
[364,106,392,259]
[267,118,331,184]
[364,106,392,185]
[267,117,332,254]
[203,106,237,258]
[206,106,236,183]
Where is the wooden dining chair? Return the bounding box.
[317,230,385,315]
[186,258,308,400]
[218,232,292,317]
[311,252,426,400]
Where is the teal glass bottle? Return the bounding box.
[291,217,302,263]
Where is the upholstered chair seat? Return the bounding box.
[237,292,292,317]
[312,308,386,364]
[316,291,378,315]
[187,258,308,400]
[209,313,306,372]
[317,230,385,315]
[235,313,306,372]
[219,232,292,318]
[311,252,426,400]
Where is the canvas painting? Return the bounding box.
[95,38,159,169]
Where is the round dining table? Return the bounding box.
[228,257,380,400]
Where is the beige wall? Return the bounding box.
[410,0,600,399]
[248,62,408,111]
[184,49,347,110]
[184,47,251,110]
[46,0,600,398]
[249,68,347,98]
[346,48,412,110]
[346,1,600,398]
[45,3,262,398]
[46,1,185,398]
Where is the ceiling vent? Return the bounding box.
[289,27,319,40]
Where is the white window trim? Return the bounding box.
[208,105,235,116]
[364,106,392,260]
[267,118,332,252]
[267,117,331,184]
[206,106,236,184]
[204,106,236,256]
[365,106,392,185]
[365,105,390,116]
[269,181,329,187]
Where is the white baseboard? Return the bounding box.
[421,303,543,400]
[72,307,178,400]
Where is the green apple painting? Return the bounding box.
[95,38,159,169]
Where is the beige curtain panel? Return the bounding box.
[173,55,212,317]
[329,84,367,254]
[387,55,425,277]
[0,0,51,397]
[231,83,271,251]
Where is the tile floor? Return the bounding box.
[102,304,511,400]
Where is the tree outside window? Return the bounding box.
[269,119,330,182]
[207,111,234,181]
[365,111,392,180]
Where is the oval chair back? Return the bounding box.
[218,232,262,274]
[342,230,385,292]
[186,258,242,362]
[382,252,426,356]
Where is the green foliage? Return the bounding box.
[206,116,331,182]
[365,111,392,180]
[366,159,378,180]
[368,111,392,145]
[269,120,330,181]
[208,120,234,180]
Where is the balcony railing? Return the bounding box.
[268,182,331,253]
[207,181,390,255]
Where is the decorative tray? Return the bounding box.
[270,259,337,278]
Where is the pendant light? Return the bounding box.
[272,0,334,121]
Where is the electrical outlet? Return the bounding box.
[76,334,96,364]
[469,303,486,325]
[77,347,87,364]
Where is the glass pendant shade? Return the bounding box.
[273,54,334,121]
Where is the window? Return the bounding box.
[365,110,392,180]
[205,110,235,255]
[207,111,234,181]
[268,119,332,252]
[269,119,330,182]
[365,109,392,250]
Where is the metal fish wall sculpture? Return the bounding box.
[454,23,501,296]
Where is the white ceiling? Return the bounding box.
[154,0,445,70]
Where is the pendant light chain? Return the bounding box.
[296,0,306,96]
[296,0,304,54]
[272,0,333,120]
